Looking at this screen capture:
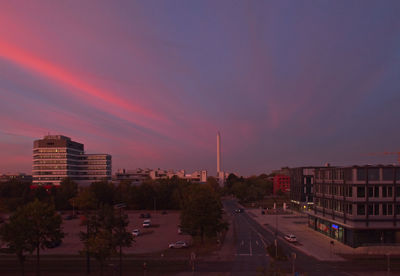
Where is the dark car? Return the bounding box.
[235,208,244,213]
[46,240,62,248]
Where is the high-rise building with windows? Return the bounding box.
[32,135,111,187]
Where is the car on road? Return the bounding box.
[132,229,140,237]
[169,241,188,249]
[234,208,244,213]
[143,219,151,228]
[284,234,297,243]
[140,213,151,218]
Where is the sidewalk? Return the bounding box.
[248,208,400,262]
[247,208,350,261]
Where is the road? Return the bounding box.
[223,199,352,276]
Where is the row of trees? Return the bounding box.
[224,173,274,202]
[0,177,227,275]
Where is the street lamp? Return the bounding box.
[114,203,127,276]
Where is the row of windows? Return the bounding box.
[315,184,353,197]
[357,203,400,216]
[316,168,400,181]
[357,186,400,198]
[33,149,67,153]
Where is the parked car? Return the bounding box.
[140,213,151,218]
[284,234,297,243]
[143,219,151,228]
[132,229,140,237]
[169,241,188,249]
[46,239,62,248]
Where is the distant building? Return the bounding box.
[114,168,151,185]
[309,165,400,247]
[0,173,32,183]
[114,168,207,184]
[273,175,290,194]
[32,135,111,187]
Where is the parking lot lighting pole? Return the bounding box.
[114,203,126,276]
[86,221,90,274]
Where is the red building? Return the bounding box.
[273,175,290,194]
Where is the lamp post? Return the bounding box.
[114,203,127,276]
[291,252,296,275]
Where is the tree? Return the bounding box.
[0,207,35,276]
[180,185,228,243]
[53,178,78,210]
[80,205,133,276]
[90,181,115,208]
[24,199,64,276]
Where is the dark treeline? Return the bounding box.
[0,176,221,213]
[223,173,274,203]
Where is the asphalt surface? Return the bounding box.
[222,199,353,276]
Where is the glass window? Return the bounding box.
[382,186,387,197]
[357,168,366,181]
[368,187,373,197]
[388,187,393,197]
[357,187,365,197]
[357,204,365,215]
[397,168,400,181]
[383,204,387,215]
[383,168,394,181]
[368,168,379,181]
[349,204,353,214]
[374,204,379,215]
[396,204,400,215]
[375,186,379,197]
[388,204,393,215]
[368,204,373,215]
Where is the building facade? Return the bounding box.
[33,135,111,187]
[308,165,400,247]
[290,167,325,210]
[114,168,208,185]
[273,175,290,194]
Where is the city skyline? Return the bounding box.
[1,1,400,176]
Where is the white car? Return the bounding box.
[132,229,140,237]
[169,241,188,249]
[143,219,151,228]
[284,234,297,243]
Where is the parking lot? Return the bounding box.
[39,210,191,255]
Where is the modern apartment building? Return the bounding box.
[32,135,111,187]
[289,167,327,210]
[309,165,400,247]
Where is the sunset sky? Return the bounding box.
[1,1,400,176]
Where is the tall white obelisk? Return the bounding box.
[217,131,221,174]
[217,131,224,187]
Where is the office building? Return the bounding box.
[273,175,290,194]
[32,135,111,187]
[309,165,400,247]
